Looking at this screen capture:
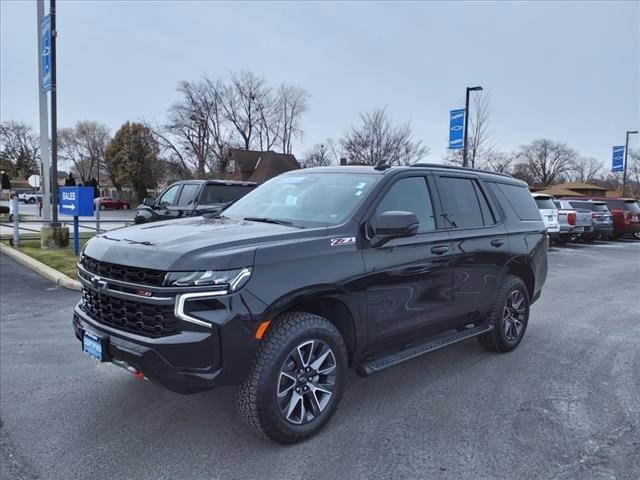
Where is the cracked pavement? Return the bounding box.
[1,239,639,480]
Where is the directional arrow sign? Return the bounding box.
[59,187,94,217]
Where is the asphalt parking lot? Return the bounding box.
[1,240,639,480]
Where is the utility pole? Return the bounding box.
[462,86,483,168]
[37,0,51,221]
[50,0,59,226]
[622,130,639,197]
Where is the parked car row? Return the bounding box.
[532,193,640,243]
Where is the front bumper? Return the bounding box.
[73,264,265,394]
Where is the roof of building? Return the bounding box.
[227,149,300,183]
[557,182,607,191]
[534,186,586,197]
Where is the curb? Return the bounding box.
[0,243,82,291]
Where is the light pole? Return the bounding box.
[622,130,639,197]
[462,85,483,168]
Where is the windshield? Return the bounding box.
[534,197,555,210]
[222,173,380,227]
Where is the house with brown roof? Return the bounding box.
[531,182,609,197]
[227,149,300,183]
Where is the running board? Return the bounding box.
[356,324,493,377]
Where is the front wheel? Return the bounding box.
[478,275,530,353]
[122,204,129,210]
[100,205,106,210]
[236,312,347,444]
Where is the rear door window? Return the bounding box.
[436,177,485,228]
[176,184,200,207]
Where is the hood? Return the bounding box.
[83,216,327,271]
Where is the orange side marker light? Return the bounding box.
[255,320,271,340]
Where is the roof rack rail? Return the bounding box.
[410,162,513,178]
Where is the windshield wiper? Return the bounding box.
[244,216,293,226]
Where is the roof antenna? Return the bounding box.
[374,159,392,171]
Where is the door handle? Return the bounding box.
[431,245,450,255]
[490,239,505,247]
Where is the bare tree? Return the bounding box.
[627,149,640,198]
[566,157,603,183]
[513,139,578,187]
[276,84,309,154]
[302,143,334,168]
[341,108,428,166]
[0,121,40,178]
[445,92,494,169]
[156,78,236,178]
[482,149,516,173]
[222,71,269,151]
[58,121,110,183]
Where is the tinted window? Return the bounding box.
[437,177,485,228]
[591,203,609,212]
[473,182,496,224]
[200,185,255,204]
[535,197,556,210]
[375,177,435,233]
[623,200,640,212]
[493,183,541,221]
[157,184,181,206]
[176,184,200,207]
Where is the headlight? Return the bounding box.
[164,267,252,291]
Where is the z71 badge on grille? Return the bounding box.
[330,237,356,247]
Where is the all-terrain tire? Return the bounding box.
[477,275,530,353]
[236,311,348,444]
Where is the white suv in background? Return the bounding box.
[532,193,560,239]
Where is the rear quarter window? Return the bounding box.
[491,183,541,221]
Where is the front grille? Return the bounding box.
[81,255,166,287]
[80,287,178,337]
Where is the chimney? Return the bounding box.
[339,158,348,166]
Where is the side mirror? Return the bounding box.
[143,197,155,207]
[371,210,419,247]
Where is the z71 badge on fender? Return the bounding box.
[330,237,356,247]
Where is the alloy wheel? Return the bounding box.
[503,290,526,342]
[277,339,337,425]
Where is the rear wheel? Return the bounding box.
[236,312,347,444]
[478,275,530,353]
[554,236,570,245]
[100,205,106,210]
[122,204,129,210]
[28,197,36,204]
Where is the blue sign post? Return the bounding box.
[449,109,465,150]
[612,146,625,173]
[59,186,94,255]
[41,14,51,93]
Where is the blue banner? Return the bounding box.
[612,146,625,172]
[449,109,465,149]
[41,15,51,93]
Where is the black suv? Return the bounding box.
[134,179,256,224]
[74,165,548,443]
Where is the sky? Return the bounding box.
[1,0,639,166]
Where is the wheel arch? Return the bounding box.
[503,258,535,299]
[264,288,359,366]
